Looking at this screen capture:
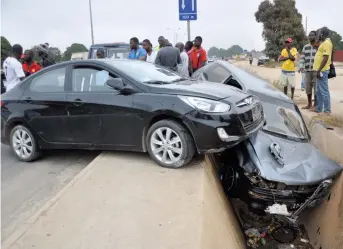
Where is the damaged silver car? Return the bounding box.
[198,61,343,220]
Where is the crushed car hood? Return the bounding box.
[246,131,343,185]
[149,80,249,101]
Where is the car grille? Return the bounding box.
[238,103,263,132]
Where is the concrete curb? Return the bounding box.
[2,152,107,249]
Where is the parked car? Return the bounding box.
[1,59,265,168]
[192,60,342,219]
[88,42,143,60]
[257,56,269,66]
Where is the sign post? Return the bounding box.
[178,0,197,41]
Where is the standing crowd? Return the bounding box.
[2,43,54,93]
[122,35,207,77]
[279,27,335,115]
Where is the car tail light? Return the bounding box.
[1,101,5,107]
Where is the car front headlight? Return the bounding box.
[178,96,231,113]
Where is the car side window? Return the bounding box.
[205,64,230,83]
[72,67,117,92]
[29,67,66,93]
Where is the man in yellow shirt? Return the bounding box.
[279,38,297,99]
[313,27,333,114]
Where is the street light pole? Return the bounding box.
[89,0,94,45]
[187,21,191,41]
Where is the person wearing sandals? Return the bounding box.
[299,31,319,110]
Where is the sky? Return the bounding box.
[1,0,343,53]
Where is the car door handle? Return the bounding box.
[73,98,84,106]
[23,97,32,103]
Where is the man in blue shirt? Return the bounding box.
[128,37,147,61]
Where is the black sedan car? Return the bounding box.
[1,59,265,168]
[193,61,342,219]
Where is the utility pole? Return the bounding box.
[89,0,94,45]
[305,16,308,34]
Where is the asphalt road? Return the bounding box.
[1,145,99,242]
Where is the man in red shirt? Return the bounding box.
[22,50,42,76]
[189,36,207,74]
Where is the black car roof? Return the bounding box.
[28,59,145,74]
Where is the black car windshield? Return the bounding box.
[262,102,309,140]
[105,60,184,84]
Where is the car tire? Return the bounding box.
[9,125,41,162]
[146,120,195,168]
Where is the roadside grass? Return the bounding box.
[312,114,343,128]
[238,64,343,128]
[264,60,282,68]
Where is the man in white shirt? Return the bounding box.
[175,42,189,77]
[142,39,156,63]
[3,44,25,91]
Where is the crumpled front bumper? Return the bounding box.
[248,179,333,218]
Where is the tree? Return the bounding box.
[255,0,306,60]
[62,43,88,61]
[1,36,12,67]
[317,28,343,50]
[208,45,244,58]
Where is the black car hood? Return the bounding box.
[246,131,343,185]
[149,80,249,101]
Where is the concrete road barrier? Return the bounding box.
[301,112,343,249]
[3,152,245,249]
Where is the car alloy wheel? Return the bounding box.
[10,125,41,162]
[146,120,195,168]
[150,127,183,165]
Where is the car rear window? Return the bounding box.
[90,47,130,59]
[262,102,308,141]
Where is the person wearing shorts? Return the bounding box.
[279,38,297,100]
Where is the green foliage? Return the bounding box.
[255,0,306,60]
[62,43,88,61]
[208,45,244,58]
[1,36,12,67]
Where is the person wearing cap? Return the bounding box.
[2,44,26,92]
[279,37,297,99]
[22,49,42,77]
[154,36,166,52]
[188,36,207,74]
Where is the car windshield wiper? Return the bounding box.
[143,80,171,85]
[262,129,307,142]
[171,78,189,83]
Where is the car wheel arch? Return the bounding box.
[5,119,40,148]
[141,114,198,153]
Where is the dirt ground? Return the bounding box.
[234,60,343,116]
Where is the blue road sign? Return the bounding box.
[179,0,197,21]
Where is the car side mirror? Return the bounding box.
[106,78,134,94]
[107,78,125,90]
